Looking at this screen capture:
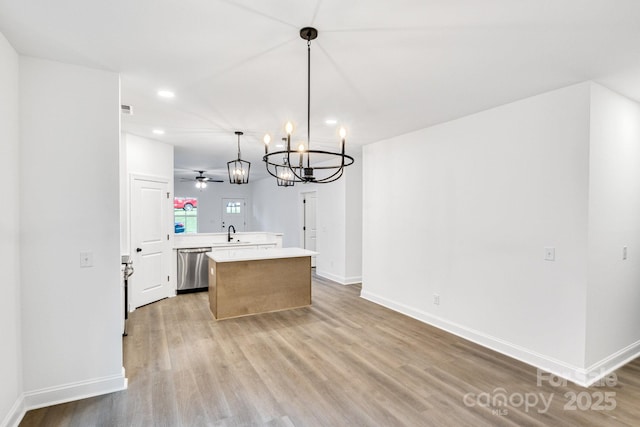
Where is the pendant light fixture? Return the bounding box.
[227,131,250,185]
[276,158,295,187]
[276,138,295,187]
[263,27,354,184]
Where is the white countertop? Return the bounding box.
[207,247,318,263]
[210,242,264,248]
[174,231,283,249]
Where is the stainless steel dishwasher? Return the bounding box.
[177,247,211,293]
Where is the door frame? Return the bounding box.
[128,174,173,311]
[299,191,317,266]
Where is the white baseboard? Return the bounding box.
[360,290,640,388]
[344,275,362,285]
[581,339,640,386]
[23,368,127,411]
[1,395,25,427]
[315,270,361,285]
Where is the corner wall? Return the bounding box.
[0,31,23,427]
[362,83,592,380]
[586,84,640,369]
[19,57,125,408]
[315,180,347,282]
[345,155,363,282]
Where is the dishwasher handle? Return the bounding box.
[177,247,211,253]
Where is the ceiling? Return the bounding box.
[2,0,640,181]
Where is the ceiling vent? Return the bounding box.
[121,104,133,115]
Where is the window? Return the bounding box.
[226,201,242,214]
[174,197,198,233]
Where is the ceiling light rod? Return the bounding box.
[227,131,250,185]
[263,27,354,184]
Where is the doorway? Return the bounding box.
[222,198,246,232]
[302,192,317,267]
[130,177,173,309]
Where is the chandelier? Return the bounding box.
[263,27,354,184]
[227,131,250,184]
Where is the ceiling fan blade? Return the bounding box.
[202,176,224,182]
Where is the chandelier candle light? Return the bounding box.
[228,131,250,184]
[263,27,354,184]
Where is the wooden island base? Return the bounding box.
[208,255,312,320]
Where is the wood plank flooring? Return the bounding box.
[20,274,640,426]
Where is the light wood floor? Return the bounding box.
[21,275,640,426]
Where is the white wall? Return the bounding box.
[19,57,125,408]
[0,32,23,427]
[250,178,298,245]
[125,133,174,178]
[586,84,640,368]
[250,162,363,285]
[315,180,348,282]
[121,133,174,254]
[345,155,363,282]
[363,83,592,378]
[119,131,127,255]
[175,179,252,233]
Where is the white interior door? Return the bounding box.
[303,192,317,267]
[131,178,172,309]
[221,198,246,232]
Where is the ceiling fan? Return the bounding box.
[180,170,224,189]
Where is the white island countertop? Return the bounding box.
[207,247,317,263]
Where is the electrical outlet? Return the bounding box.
[80,251,93,268]
[433,294,440,305]
[544,247,555,261]
[623,246,628,260]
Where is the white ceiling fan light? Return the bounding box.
[157,89,175,99]
[179,170,223,190]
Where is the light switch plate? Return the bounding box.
[80,251,93,268]
[623,246,628,260]
[544,247,555,261]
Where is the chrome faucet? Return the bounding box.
[227,225,236,242]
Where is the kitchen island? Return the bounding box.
[172,232,283,293]
[207,248,317,320]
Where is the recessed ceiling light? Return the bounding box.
[157,90,175,99]
[325,118,338,125]
[152,129,165,135]
[276,143,284,148]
